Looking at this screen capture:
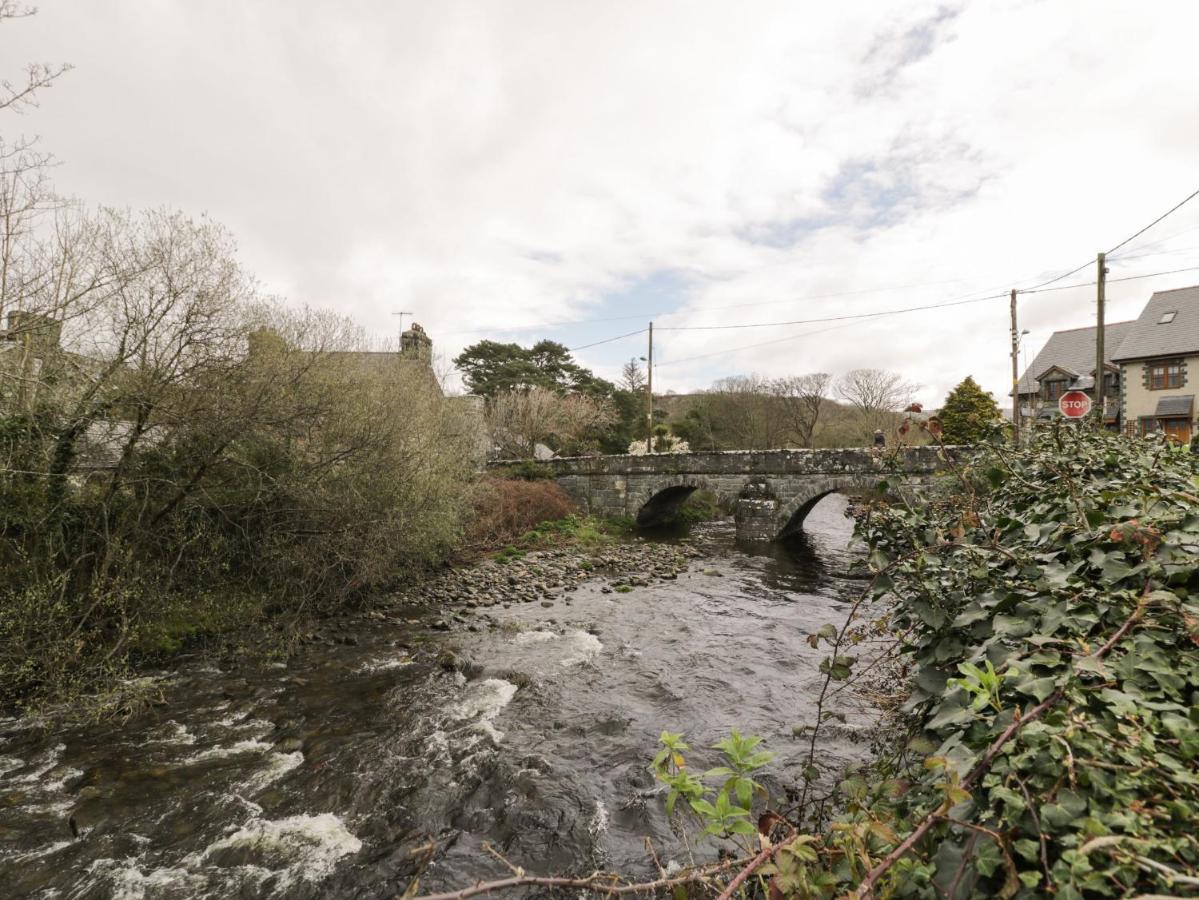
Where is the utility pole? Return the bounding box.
[645,322,654,451]
[1095,252,1107,428]
[646,323,654,452]
[1010,289,1020,444]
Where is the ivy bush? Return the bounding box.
[657,426,1199,898]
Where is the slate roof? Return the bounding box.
[1154,394,1194,417]
[1111,285,1199,361]
[1015,321,1135,395]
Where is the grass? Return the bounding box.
[489,513,636,560]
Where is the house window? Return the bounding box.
[1043,380,1068,401]
[1158,311,1177,324]
[1147,361,1183,390]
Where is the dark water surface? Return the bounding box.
[0,497,878,898]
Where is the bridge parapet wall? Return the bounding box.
[492,447,953,539]
[528,446,946,479]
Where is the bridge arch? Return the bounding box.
[775,476,876,541]
[631,475,728,527]
[635,484,699,526]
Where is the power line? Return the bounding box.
[1018,263,1199,295]
[1107,243,1199,262]
[567,327,647,352]
[1017,186,1199,292]
[1107,223,1199,259]
[655,288,1008,332]
[649,262,1199,370]
[656,320,860,368]
[1017,257,1095,293]
[438,275,975,337]
[441,311,653,336]
[1105,187,1199,257]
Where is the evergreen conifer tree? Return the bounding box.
[940,376,1001,444]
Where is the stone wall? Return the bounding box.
[524,447,950,540]
[537,446,944,479]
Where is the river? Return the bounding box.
[0,496,880,899]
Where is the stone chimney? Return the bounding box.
[400,322,432,362]
[5,311,62,354]
[247,326,287,358]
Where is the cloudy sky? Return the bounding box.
[6,0,1199,404]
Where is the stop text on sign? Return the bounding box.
[1058,390,1092,419]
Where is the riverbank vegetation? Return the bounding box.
[0,205,481,703]
[693,425,1199,897]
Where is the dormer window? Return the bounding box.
[1158,310,1177,324]
[1043,379,1068,401]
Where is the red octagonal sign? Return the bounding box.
[1058,390,1092,418]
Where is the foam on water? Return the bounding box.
[513,630,556,644]
[84,813,361,897]
[147,721,196,746]
[356,655,413,673]
[1,743,81,814]
[89,858,207,900]
[559,629,603,667]
[185,739,272,763]
[240,751,303,794]
[589,799,609,837]
[5,839,72,862]
[508,628,602,667]
[199,812,362,889]
[12,742,64,783]
[450,678,518,742]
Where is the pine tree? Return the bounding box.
[940,376,1001,444]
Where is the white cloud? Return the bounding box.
[6,0,1199,404]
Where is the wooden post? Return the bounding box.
[1095,252,1107,428]
[646,322,654,451]
[1010,289,1020,444]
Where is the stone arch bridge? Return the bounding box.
[521,447,948,542]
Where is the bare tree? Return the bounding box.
[0,2,71,113]
[620,357,646,392]
[836,368,919,435]
[487,386,615,458]
[708,374,784,449]
[770,373,830,448]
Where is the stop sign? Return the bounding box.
[1058,390,1092,418]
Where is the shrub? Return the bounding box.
[492,460,554,480]
[465,477,576,550]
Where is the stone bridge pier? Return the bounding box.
[526,447,947,542]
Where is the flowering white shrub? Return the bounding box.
[627,437,690,455]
